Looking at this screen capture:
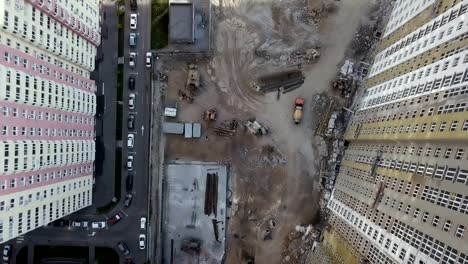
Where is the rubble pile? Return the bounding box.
[214,120,239,137]
[280,225,320,263]
[332,75,355,98]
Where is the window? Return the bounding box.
[443,220,451,232]
[450,121,459,131]
[456,225,465,238]
[432,215,440,227]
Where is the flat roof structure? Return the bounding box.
[162,162,228,264]
[169,0,195,43]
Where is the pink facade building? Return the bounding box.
[0,0,99,242]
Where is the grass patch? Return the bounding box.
[114,148,122,200]
[118,15,125,56]
[151,0,169,49]
[96,147,122,214]
[117,64,124,102]
[95,247,119,264]
[34,246,88,263]
[16,246,28,264]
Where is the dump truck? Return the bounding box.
[293,98,305,124]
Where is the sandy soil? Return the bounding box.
[160,0,376,263]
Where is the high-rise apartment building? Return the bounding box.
[322,0,468,263]
[0,0,100,242]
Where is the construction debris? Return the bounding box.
[246,120,268,136]
[180,239,201,255]
[332,75,355,97]
[179,64,200,102]
[253,70,305,94]
[203,108,217,121]
[281,225,320,263]
[214,120,239,137]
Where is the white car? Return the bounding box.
[140,217,147,229]
[127,134,135,148]
[72,221,88,228]
[139,234,146,249]
[128,93,135,110]
[145,52,152,68]
[129,52,136,68]
[91,221,106,229]
[130,14,137,29]
[127,155,134,171]
[2,245,11,262]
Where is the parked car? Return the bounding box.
[108,211,126,225]
[128,76,135,90]
[128,52,136,67]
[145,52,152,68]
[140,217,147,229]
[130,14,137,29]
[72,221,88,228]
[91,221,106,229]
[128,93,135,110]
[129,33,137,48]
[117,241,130,256]
[127,155,134,171]
[130,0,138,10]
[127,115,135,130]
[127,134,135,148]
[126,173,134,191]
[2,244,11,262]
[124,193,133,207]
[139,234,146,249]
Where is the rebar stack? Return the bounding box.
[204,173,219,216]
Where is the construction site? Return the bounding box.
[151,0,391,263]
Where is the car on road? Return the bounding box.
[72,221,88,228]
[128,52,136,67]
[145,52,152,68]
[139,234,146,249]
[128,76,135,90]
[91,221,106,229]
[2,244,11,262]
[127,134,135,148]
[127,115,135,129]
[140,217,147,229]
[130,0,137,10]
[108,211,126,225]
[128,93,135,110]
[126,173,134,191]
[127,155,134,171]
[117,241,130,256]
[124,193,133,207]
[129,33,137,48]
[130,14,137,29]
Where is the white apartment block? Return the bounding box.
[0,0,99,242]
[323,1,468,264]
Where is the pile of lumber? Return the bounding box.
[214,120,239,137]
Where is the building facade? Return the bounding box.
[324,0,468,263]
[0,0,99,242]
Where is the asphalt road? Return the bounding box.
[3,0,154,263]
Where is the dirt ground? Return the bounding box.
[158,0,377,263]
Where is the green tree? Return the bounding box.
[117,8,125,16]
[117,23,123,30]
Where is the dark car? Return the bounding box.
[126,173,134,191]
[128,76,135,90]
[124,193,133,207]
[117,241,130,256]
[130,0,137,10]
[3,244,11,262]
[127,115,135,129]
[108,211,126,225]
